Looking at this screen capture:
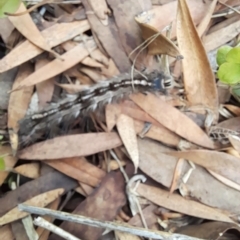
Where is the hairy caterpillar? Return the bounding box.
[18,70,169,148]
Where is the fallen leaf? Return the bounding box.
[131,93,214,149]
[45,157,105,187]
[176,0,218,119]
[0,171,77,216]
[137,183,233,223]
[134,120,180,147]
[203,18,240,52]
[0,20,90,73]
[197,0,218,37]
[19,132,122,160]
[14,163,40,179]
[49,171,127,240]
[81,0,131,72]
[117,114,139,173]
[0,189,64,226]
[166,150,240,186]
[136,21,182,58]
[8,63,33,131]
[35,59,55,109]
[88,0,110,22]
[0,224,14,240]
[105,104,121,131]
[176,221,240,239]
[8,3,58,57]
[13,39,96,90]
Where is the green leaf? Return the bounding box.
[217,62,240,84]
[216,45,232,66]
[0,156,5,171]
[226,47,240,64]
[0,0,21,18]
[231,85,240,98]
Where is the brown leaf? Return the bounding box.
[49,171,127,240]
[105,104,121,131]
[8,3,58,57]
[138,138,240,214]
[13,40,96,90]
[166,150,240,186]
[35,59,55,109]
[45,157,105,187]
[0,171,77,216]
[176,222,240,239]
[203,18,240,52]
[197,0,218,37]
[138,138,187,189]
[0,189,64,226]
[134,120,180,147]
[0,20,90,73]
[136,1,213,39]
[131,93,214,149]
[81,0,130,72]
[136,21,182,58]
[117,114,139,173]
[176,0,218,118]
[137,183,234,223]
[88,0,110,22]
[14,163,40,179]
[0,224,14,240]
[8,63,33,131]
[19,132,122,160]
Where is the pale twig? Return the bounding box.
[33,217,81,240]
[18,204,205,240]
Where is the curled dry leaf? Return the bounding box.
[131,93,214,149]
[0,188,64,226]
[135,20,182,58]
[105,104,121,131]
[19,132,122,160]
[176,0,218,120]
[117,114,139,173]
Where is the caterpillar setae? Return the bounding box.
[17,70,170,148]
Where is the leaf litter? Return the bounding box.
[1,0,240,240]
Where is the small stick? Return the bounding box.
[18,204,205,240]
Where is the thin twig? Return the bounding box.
[18,204,205,240]
[34,217,81,240]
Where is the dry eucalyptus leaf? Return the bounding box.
[14,163,40,179]
[176,0,218,120]
[12,40,96,91]
[137,183,234,223]
[19,132,122,160]
[8,3,57,57]
[0,189,64,226]
[135,20,182,58]
[131,93,215,149]
[117,114,139,173]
